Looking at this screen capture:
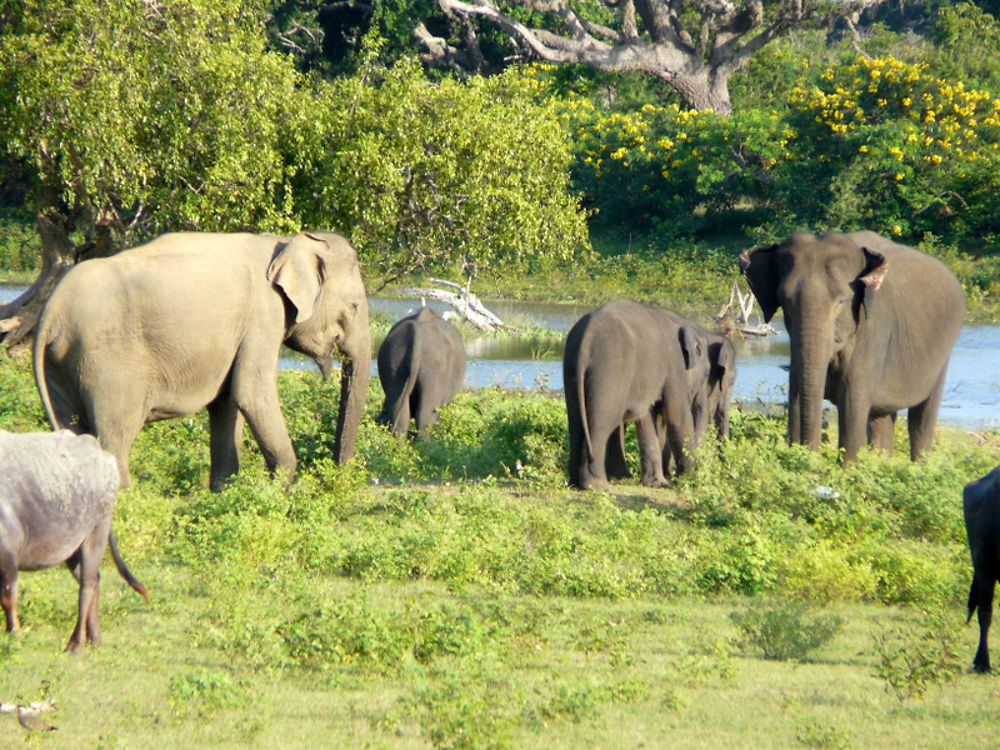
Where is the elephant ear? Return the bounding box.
[739,244,781,322]
[859,247,888,291]
[267,232,328,324]
[679,326,704,370]
[708,340,734,386]
[857,247,888,317]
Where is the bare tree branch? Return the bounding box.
[427,0,851,114]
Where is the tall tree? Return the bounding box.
[420,0,858,114]
[0,0,591,347]
[0,0,310,347]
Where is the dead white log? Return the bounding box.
[398,278,504,330]
[717,279,777,337]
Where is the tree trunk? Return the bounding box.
[660,68,734,115]
[1,193,117,354]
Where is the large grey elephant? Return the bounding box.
[564,299,720,490]
[1,429,148,652]
[740,230,964,461]
[963,465,1000,673]
[33,231,371,490]
[377,306,466,437]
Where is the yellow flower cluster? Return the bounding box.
[557,95,786,182]
[792,55,1000,180]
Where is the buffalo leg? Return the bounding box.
[972,571,995,673]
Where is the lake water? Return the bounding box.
[5,285,999,428]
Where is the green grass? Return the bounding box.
[2,355,998,747]
[1,575,992,748]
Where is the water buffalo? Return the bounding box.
[0,429,148,652]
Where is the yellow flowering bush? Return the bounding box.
[557,91,795,235]
[784,55,1000,243]
[546,55,1000,249]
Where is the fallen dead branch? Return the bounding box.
[398,278,504,330]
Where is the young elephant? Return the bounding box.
[564,299,716,490]
[377,307,466,437]
[0,430,149,653]
[658,318,737,474]
[602,313,737,479]
[963,465,1000,672]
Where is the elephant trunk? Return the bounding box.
[714,400,731,440]
[333,318,372,464]
[788,322,831,451]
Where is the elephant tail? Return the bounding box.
[391,346,422,435]
[31,309,61,431]
[575,346,597,469]
[108,530,150,602]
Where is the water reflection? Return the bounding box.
[5,284,999,427]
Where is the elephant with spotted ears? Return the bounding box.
[33,231,371,491]
[740,230,964,462]
[563,299,736,491]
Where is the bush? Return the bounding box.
[299,60,592,285]
[870,610,963,703]
[0,209,38,275]
[730,600,843,661]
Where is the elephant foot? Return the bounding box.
[640,474,669,489]
[606,467,632,481]
[574,474,610,492]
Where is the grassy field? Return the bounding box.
[1,346,999,748]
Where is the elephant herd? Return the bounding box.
[5,227,1000,672]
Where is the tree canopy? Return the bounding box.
[0,0,590,344]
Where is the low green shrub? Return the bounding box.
[870,610,963,703]
[730,600,843,661]
[168,669,248,714]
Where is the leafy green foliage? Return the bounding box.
[730,600,843,661]
[0,0,308,244]
[870,611,964,703]
[0,356,996,745]
[1,3,587,290]
[0,208,38,274]
[169,670,248,714]
[297,59,590,287]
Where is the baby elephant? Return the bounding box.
[0,429,149,653]
[964,465,1000,672]
[377,307,466,437]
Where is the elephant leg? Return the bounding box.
[836,387,872,462]
[636,412,668,487]
[907,366,948,461]
[208,397,246,491]
[564,377,613,491]
[232,372,297,482]
[413,385,438,438]
[605,424,631,480]
[867,412,896,455]
[576,409,618,491]
[88,397,144,490]
[387,384,412,437]
[0,554,18,632]
[661,394,695,477]
[566,394,585,488]
[972,570,995,673]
